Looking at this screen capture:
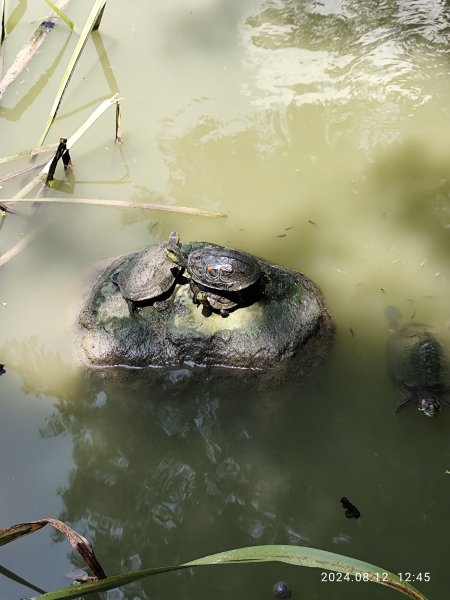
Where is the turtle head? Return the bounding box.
[165,246,187,267]
[418,393,441,417]
[168,231,180,247]
[195,291,208,305]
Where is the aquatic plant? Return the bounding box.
[0,519,429,600]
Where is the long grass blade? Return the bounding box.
[27,545,428,600]
[45,0,75,31]
[0,564,46,595]
[36,0,108,147]
[5,197,228,217]
[92,5,106,31]
[0,0,4,44]
[43,0,75,31]
[0,0,72,99]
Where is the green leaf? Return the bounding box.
[43,0,75,31]
[36,0,108,147]
[29,545,428,600]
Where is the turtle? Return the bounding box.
[112,232,184,317]
[386,321,450,417]
[168,244,263,317]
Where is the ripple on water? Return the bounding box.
[242,0,450,110]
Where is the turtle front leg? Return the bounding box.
[395,383,415,414]
[395,397,416,414]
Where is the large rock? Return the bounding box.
[77,242,334,378]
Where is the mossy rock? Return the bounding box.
[77,242,334,379]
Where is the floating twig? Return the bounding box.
[6,197,228,218]
[0,143,58,165]
[0,0,72,100]
[0,161,48,185]
[37,0,109,147]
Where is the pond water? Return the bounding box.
[0,1,449,598]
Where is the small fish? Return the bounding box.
[284,226,294,231]
[307,220,318,226]
[341,497,360,519]
[380,288,386,295]
[349,328,355,338]
[275,234,286,238]
[384,305,402,330]
[0,364,5,376]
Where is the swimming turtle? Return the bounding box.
[386,321,450,417]
[112,232,183,317]
[168,244,263,317]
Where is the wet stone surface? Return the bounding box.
[77,242,335,378]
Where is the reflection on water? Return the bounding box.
[1,1,450,598]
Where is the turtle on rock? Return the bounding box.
[386,315,450,417]
[112,232,184,317]
[167,243,263,317]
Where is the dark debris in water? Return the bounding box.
[341,496,360,519]
[273,581,292,599]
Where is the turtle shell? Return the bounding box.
[115,240,181,302]
[187,245,261,292]
[387,322,450,395]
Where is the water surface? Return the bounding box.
[0,1,449,598]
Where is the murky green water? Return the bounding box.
[1,1,449,598]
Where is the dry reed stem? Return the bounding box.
[0,0,5,79]
[0,0,72,99]
[6,197,228,217]
[0,143,58,165]
[37,0,109,147]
